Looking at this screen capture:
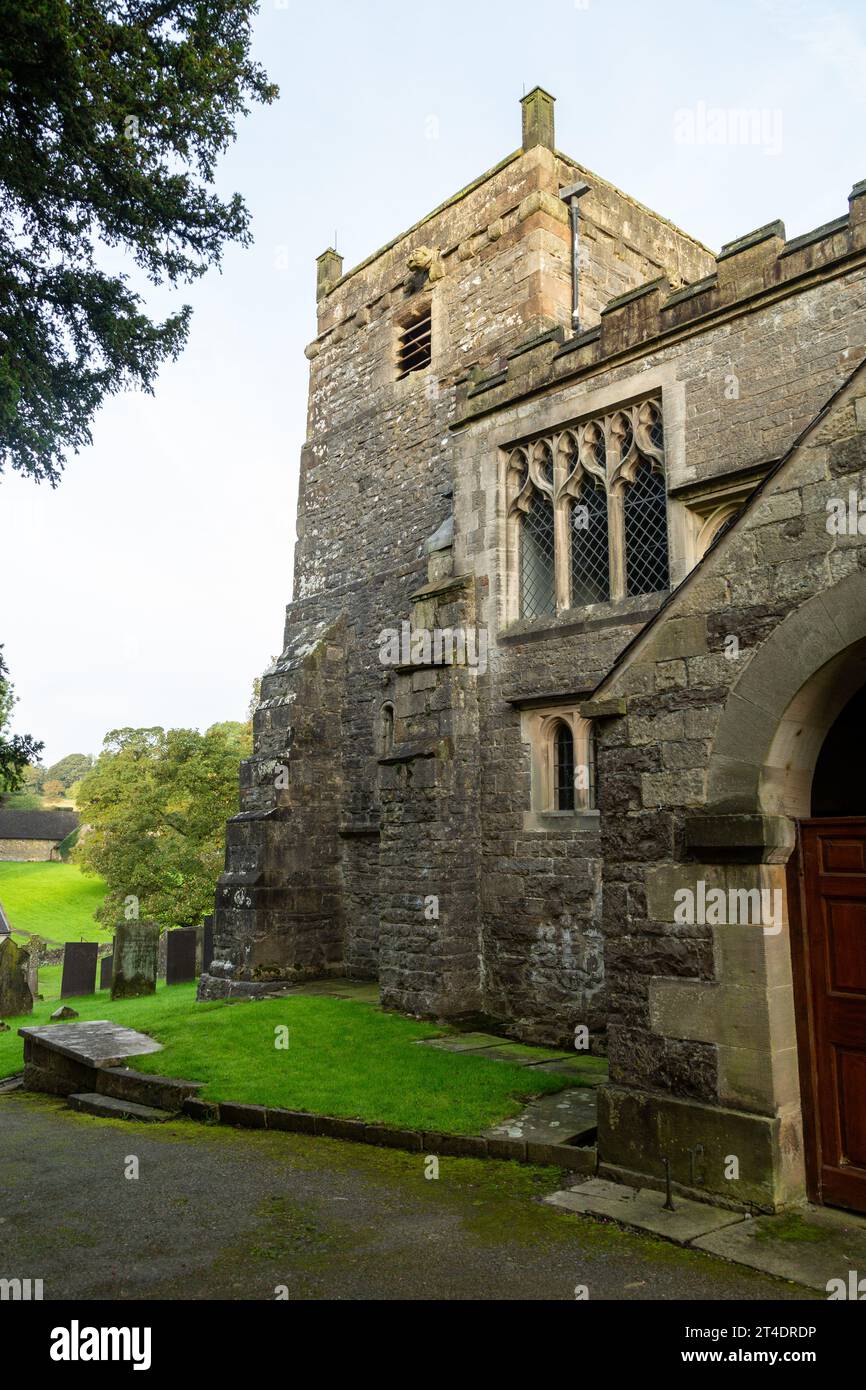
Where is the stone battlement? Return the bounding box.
[456,182,866,424]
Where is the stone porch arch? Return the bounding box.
[706,571,866,818]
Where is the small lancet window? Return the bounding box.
[553,722,576,811]
[379,703,395,758]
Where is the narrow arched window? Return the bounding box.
[553,722,575,811]
[623,459,670,597]
[379,703,395,758]
[521,491,555,619]
[570,479,610,605]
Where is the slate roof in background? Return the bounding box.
[0,809,79,841]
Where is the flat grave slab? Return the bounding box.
[484,1087,598,1145]
[18,1020,163,1068]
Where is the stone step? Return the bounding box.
[96,1067,203,1112]
[67,1092,173,1123]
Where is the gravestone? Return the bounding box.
[111,922,159,1000]
[99,954,113,990]
[0,937,33,1017]
[27,947,39,1000]
[0,898,11,936]
[202,917,215,974]
[166,928,197,985]
[61,942,98,999]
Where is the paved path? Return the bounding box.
[0,1093,816,1301]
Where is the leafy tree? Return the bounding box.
[45,752,93,790]
[0,1,277,484]
[23,762,44,792]
[74,722,250,928]
[1,787,43,810]
[0,645,42,794]
[42,777,65,799]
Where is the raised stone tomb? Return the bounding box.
[19,1020,163,1098]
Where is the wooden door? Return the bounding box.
[799,820,866,1214]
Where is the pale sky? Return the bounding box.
[4,0,865,764]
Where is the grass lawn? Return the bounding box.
[0,985,579,1135]
[0,862,109,944]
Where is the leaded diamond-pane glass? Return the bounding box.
[554,723,575,811]
[521,493,555,618]
[570,482,610,605]
[624,461,670,597]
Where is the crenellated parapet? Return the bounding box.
[457,181,866,423]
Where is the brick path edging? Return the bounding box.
[182,1096,596,1174]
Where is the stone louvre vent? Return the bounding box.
[396,306,432,378]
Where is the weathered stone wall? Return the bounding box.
[209,91,709,1015]
[209,87,866,1075]
[201,616,347,997]
[587,356,866,1207]
[0,839,58,862]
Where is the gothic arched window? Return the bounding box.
[505,397,669,621]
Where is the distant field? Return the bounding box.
[0,862,109,945]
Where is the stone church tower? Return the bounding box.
[202,89,866,1217]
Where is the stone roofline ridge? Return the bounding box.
[319,144,713,299]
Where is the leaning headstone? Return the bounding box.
[60,942,98,999]
[111,922,159,1000]
[99,954,113,990]
[50,1005,78,1021]
[0,938,33,1017]
[202,917,215,974]
[166,928,197,985]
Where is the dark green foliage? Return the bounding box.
[0,646,42,794]
[0,1,277,483]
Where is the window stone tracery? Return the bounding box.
[505,397,670,618]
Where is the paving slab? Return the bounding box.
[68,1092,171,1123]
[419,1035,606,1077]
[18,1020,163,1067]
[529,1056,608,1083]
[484,1087,597,1144]
[419,1032,510,1053]
[274,979,381,1004]
[546,1178,747,1245]
[694,1206,866,1293]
